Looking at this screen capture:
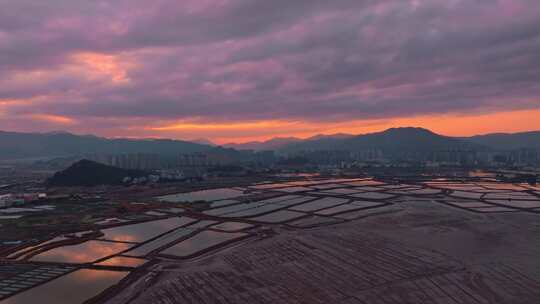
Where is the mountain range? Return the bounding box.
[224,128,540,152]
[466,131,540,150]
[1,128,539,161]
[223,133,353,151]
[0,130,211,160]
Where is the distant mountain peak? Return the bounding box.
[189,138,215,146]
[307,133,354,140]
[281,126,484,153]
[0,130,212,161]
[45,130,73,135]
[223,137,302,151]
[382,127,436,135]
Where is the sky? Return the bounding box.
[1,0,540,144]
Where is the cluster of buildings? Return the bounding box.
[69,147,540,181]
[122,170,189,184]
[285,148,540,169]
[87,152,241,170]
[0,193,46,208]
[84,150,276,177]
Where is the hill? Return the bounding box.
[223,134,354,151]
[47,160,148,187]
[223,137,302,151]
[281,127,486,157]
[0,131,212,160]
[466,131,540,150]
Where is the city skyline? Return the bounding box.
[1,1,540,143]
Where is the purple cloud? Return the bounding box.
[0,0,540,137]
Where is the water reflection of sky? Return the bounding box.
[161,231,247,257]
[30,241,131,264]
[100,217,194,242]
[212,222,254,232]
[2,269,127,304]
[94,256,147,267]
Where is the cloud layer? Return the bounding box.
[1,0,540,141]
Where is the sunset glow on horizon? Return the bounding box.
[141,109,540,144]
[1,1,539,144]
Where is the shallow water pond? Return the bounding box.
[100,217,195,242]
[94,256,147,267]
[30,240,132,264]
[160,231,247,258]
[2,269,128,304]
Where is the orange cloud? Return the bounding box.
[149,120,299,131]
[72,52,133,84]
[142,109,540,144]
[28,114,77,125]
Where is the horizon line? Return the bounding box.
[2,126,540,146]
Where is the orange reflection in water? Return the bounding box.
[31,241,131,264]
[74,268,129,282]
[104,233,138,243]
[2,269,128,304]
[94,256,147,267]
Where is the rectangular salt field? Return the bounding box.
[256,195,302,204]
[289,216,344,228]
[100,217,196,242]
[203,203,261,216]
[211,222,255,232]
[186,220,219,229]
[351,192,395,200]
[446,202,494,208]
[478,183,528,191]
[406,188,442,195]
[319,188,362,195]
[9,236,69,260]
[250,183,290,190]
[30,240,132,264]
[158,188,245,203]
[378,184,408,189]
[290,197,349,212]
[208,199,240,209]
[310,184,344,190]
[0,208,41,214]
[345,180,385,186]
[222,204,285,218]
[94,256,147,267]
[266,196,317,207]
[334,208,391,220]
[483,193,538,200]
[318,178,363,183]
[352,186,386,192]
[0,215,23,220]
[1,269,128,304]
[443,185,487,191]
[486,200,540,209]
[145,211,167,217]
[471,206,518,213]
[124,228,195,257]
[450,191,484,199]
[160,231,248,258]
[156,207,185,214]
[278,186,313,193]
[283,181,321,186]
[315,204,365,216]
[250,210,306,223]
[349,201,385,208]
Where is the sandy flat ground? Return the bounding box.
[106,201,540,304]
